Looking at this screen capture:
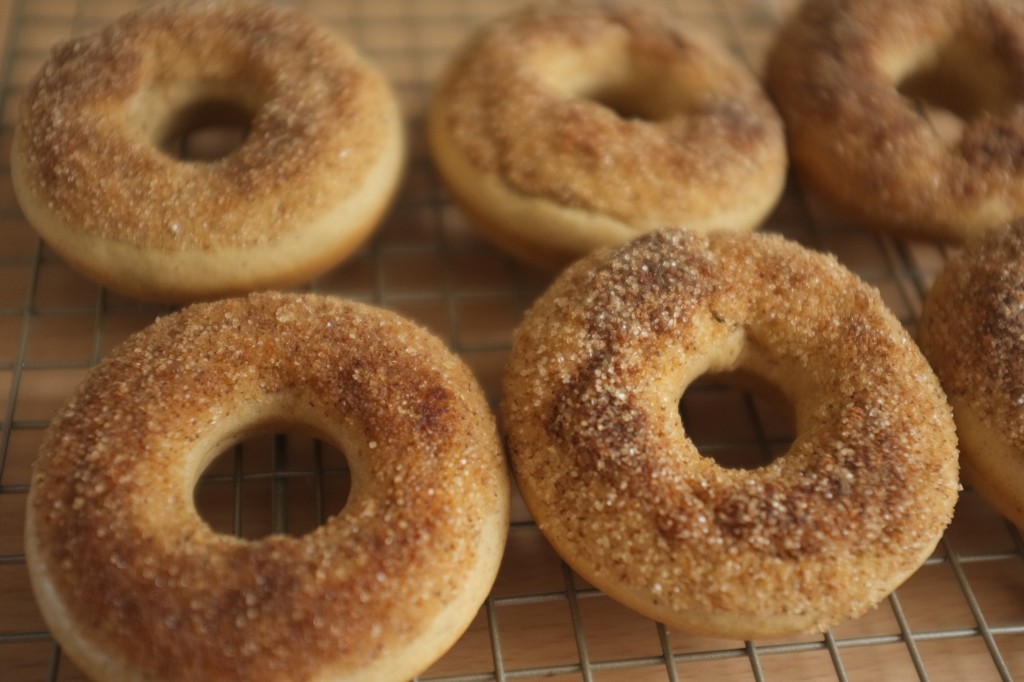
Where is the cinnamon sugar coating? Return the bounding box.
[766,0,1024,242]
[26,293,509,681]
[428,2,786,266]
[919,222,1024,527]
[12,0,404,301]
[502,230,959,638]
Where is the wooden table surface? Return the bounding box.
[1,0,1022,680]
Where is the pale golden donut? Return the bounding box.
[766,0,1024,242]
[25,293,510,681]
[11,0,405,303]
[502,229,959,638]
[919,222,1024,528]
[428,3,787,268]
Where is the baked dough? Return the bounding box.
[503,229,959,638]
[767,0,1024,242]
[919,221,1024,528]
[25,292,509,681]
[429,2,787,267]
[11,0,405,302]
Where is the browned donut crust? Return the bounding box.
[766,0,1024,243]
[502,230,959,638]
[429,2,787,267]
[11,0,404,302]
[919,222,1024,528]
[25,293,510,681]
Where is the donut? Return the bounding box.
[502,229,959,638]
[919,222,1024,528]
[428,3,787,268]
[25,292,510,681]
[766,0,1024,242]
[11,0,405,303]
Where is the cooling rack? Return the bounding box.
[1,0,1023,680]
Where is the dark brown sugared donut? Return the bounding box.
[767,0,1024,242]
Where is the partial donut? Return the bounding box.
[428,3,787,268]
[766,0,1024,242]
[11,0,405,302]
[502,229,959,638]
[25,293,509,681]
[919,222,1024,528]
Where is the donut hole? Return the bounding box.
[532,39,693,122]
[193,431,351,539]
[583,81,679,121]
[575,62,694,121]
[157,98,255,161]
[679,369,796,471]
[896,35,1015,144]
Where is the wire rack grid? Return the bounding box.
[0,0,1023,680]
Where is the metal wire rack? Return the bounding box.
[1,0,1023,680]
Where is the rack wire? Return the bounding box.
[1,0,1023,680]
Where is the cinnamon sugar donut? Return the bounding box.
[766,0,1024,242]
[11,0,404,302]
[428,3,787,268]
[502,230,959,638]
[919,222,1024,528]
[25,293,509,681]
